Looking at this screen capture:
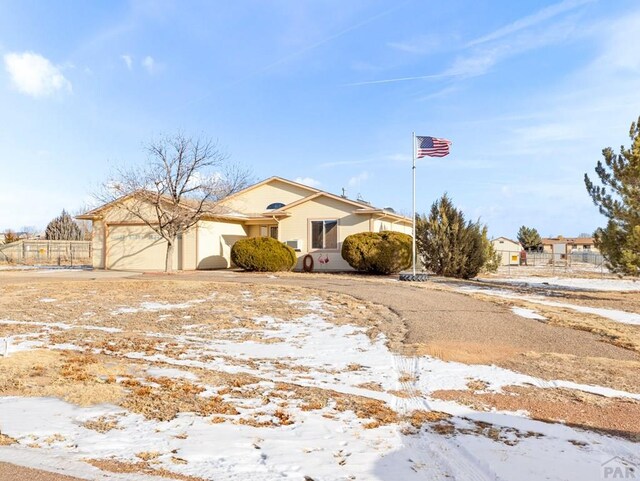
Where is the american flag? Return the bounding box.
[416,136,451,158]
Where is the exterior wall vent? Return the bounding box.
[286,239,302,251]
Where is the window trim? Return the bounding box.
[308,218,339,251]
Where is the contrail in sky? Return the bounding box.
[345,73,449,87]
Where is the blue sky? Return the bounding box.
[1,0,640,238]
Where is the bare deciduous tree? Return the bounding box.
[97,133,250,273]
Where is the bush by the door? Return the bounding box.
[231,237,297,272]
[341,231,412,274]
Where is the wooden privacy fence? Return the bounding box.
[0,240,92,266]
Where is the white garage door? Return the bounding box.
[106,225,168,271]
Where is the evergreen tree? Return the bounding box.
[517,225,542,251]
[482,227,501,273]
[584,117,640,275]
[416,194,492,279]
[45,210,83,241]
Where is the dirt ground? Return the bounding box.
[0,269,639,479]
[0,461,89,481]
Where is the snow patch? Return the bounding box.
[146,367,199,381]
[486,277,640,292]
[462,286,640,326]
[511,307,546,321]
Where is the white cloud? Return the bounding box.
[3,52,71,98]
[348,171,370,187]
[142,55,155,73]
[121,54,133,70]
[418,85,460,102]
[443,17,579,79]
[294,176,321,188]
[466,0,594,47]
[590,13,640,73]
[350,1,585,87]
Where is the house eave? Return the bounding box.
[353,209,412,223]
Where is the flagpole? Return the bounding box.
[412,131,416,277]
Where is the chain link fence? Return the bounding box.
[495,250,608,276]
[0,240,92,267]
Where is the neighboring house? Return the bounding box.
[541,236,599,254]
[77,176,412,272]
[491,237,522,266]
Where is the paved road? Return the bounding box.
[176,270,637,363]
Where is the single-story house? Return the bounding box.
[77,176,413,272]
[490,237,522,266]
[541,236,598,254]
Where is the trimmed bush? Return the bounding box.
[341,231,412,274]
[231,237,297,272]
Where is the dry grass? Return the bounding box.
[398,373,416,383]
[466,380,489,391]
[0,433,17,446]
[465,288,640,355]
[121,377,238,422]
[3,274,638,475]
[501,352,640,394]
[0,279,411,433]
[407,410,450,427]
[86,459,208,481]
[82,415,123,433]
[334,396,399,428]
[355,381,384,392]
[0,280,397,341]
[432,385,640,442]
[0,350,125,406]
[136,451,161,461]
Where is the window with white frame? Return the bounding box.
[310,220,338,249]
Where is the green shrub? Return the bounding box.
[341,231,412,274]
[231,237,297,272]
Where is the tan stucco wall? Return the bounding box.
[246,225,261,238]
[92,221,105,268]
[181,228,198,271]
[92,199,198,271]
[372,218,413,235]
[221,179,315,213]
[196,220,248,269]
[105,225,172,271]
[276,196,370,271]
